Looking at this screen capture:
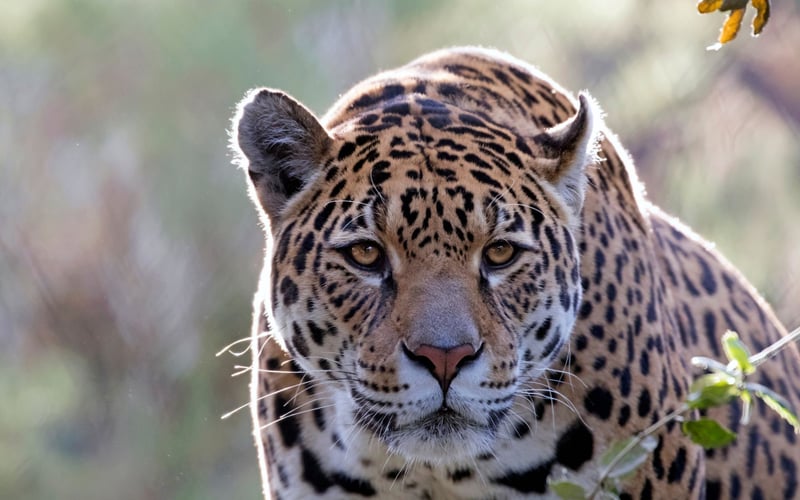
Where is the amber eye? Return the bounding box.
[483,241,517,268]
[344,242,385,270]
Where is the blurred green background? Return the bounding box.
[1,1,799,499]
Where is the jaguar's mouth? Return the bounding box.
[352,389,509,462]
[373,405,499,463]
[409,406,479,435]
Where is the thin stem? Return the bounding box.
[749,326,800,367]
[587,404,689,499]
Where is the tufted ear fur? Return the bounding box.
[233,88,332,224]
[534,93,600,219]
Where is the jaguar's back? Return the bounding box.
[233,47,800,499]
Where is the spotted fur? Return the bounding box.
[232,47,800,499]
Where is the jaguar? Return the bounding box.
[231,47,800,499]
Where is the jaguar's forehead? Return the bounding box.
[331,93,529,152]
[324,93,556,215]
[309,95,558,261]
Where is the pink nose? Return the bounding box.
[406,343,481,392]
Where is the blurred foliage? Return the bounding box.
[0,1,798,498]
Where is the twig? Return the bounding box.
[750,326,800,368]
[587,404,688,499]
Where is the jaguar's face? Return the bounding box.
[235,89,597,462]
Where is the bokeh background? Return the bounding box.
[2,1,799,499]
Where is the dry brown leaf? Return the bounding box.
[719,0,749,11]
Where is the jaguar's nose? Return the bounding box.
[403,343,483,392]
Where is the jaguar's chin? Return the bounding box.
[382,408,498,464]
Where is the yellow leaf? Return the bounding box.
[697,0,724,13]
[719,8,745,44]
[751,0,770,36]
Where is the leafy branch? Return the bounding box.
[551,326,800,499]
[697,0,771,50]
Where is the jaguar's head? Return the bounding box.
[233,86,599,463]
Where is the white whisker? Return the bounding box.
[215,336,251,357]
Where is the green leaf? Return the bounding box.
[740,389,752,425]
[599,435,658,479]
[747,383,800,433]
[549,480,587,500]
[722,331,755,375]
[687,373,740,410]
[682,418,737,448]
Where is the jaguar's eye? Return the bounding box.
[483,240,518,268]
[344,241,385,270]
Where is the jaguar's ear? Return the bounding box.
[233,88,332,223]
[534,93,600,219]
